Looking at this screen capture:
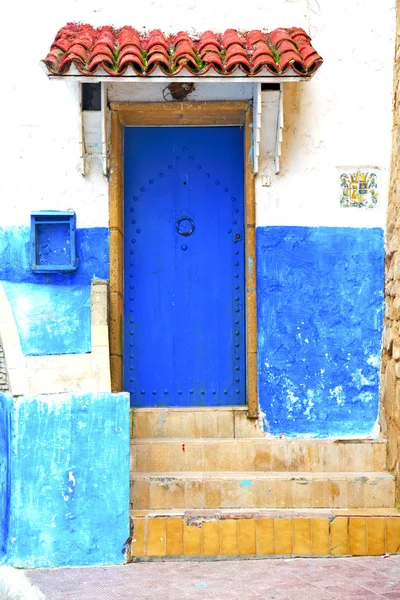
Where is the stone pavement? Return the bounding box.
[25,555,400,600]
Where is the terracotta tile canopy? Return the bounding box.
[43,23,323,77]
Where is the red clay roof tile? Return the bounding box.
[278,51,302,71]
[252,53,278,72]
[87,53,113,73]
[198,31,221,51]
[175,41,196,58]
[119,53,143,73]
[147,44,170,59]
[118,27,141,48]
[43,23,323,77]
[175,32,196,49]
[246,30,265,47]
[202,53,224,73]
[92,43,114,59]
[199,43,220,58]
[222,29,243,48]
[253,42,274,60]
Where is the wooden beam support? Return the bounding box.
[244,108,259,419]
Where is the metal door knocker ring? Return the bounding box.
[177,216,195,236]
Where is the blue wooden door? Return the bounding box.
[124,126,245,407]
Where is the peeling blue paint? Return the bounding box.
[0,227,109,355]
[1,392,130,568]
[256,226,384,437]
[3,282,91,355]
[248,256,254,277]
[0,393,10,563]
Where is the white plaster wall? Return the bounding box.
[257,5,396,229]
[0,0,395,230]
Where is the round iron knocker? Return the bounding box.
[177,216,195,236]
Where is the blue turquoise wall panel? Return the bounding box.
[0,226,109,284]
[256,226,384,437]
[124,126,246,407]
[0,226,109,355]
[5,392,130,568]
[2,282,91,355]
[0,393,10,562]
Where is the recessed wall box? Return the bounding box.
[30,211,77,272]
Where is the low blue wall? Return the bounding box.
[256,226,384,437]
[0,394,10,562]
[1,392,130,568]
[0,226,109,355]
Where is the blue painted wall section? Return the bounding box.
[0,393,10,562]
[3,283,91,356]
[0,227,109,355]
[257,226,384,437]
[1,391,130,568]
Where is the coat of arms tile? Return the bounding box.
[340,169,378,208]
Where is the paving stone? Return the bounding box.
[22,555,400,600]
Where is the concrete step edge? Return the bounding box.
[131,437,387,444]
[132,406,249,413]
[132,471,394,481]
[131,507,400,518]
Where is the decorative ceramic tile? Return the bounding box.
[340,168,378,208]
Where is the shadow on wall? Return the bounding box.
[280,82,303,174]
[278,80,326,176]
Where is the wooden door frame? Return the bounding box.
[108,101,258,418]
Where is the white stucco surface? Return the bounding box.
[0,0,396,229]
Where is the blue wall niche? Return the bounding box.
[31,211,77,273]
[257,226,384,438]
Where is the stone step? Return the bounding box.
[131,438,386,473]
[132,406,263,439]
[132,471,395,510]
[131,508,400,559]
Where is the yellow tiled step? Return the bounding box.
[131,471,395,510]
[131,406,263,439]
[131,438,386,473]
[131,508,400,558]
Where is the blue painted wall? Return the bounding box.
[3,283,91,355]
[257,226,384,437]
[0,393,10,562]
[1,392,130,568]
[0,227,109,355]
